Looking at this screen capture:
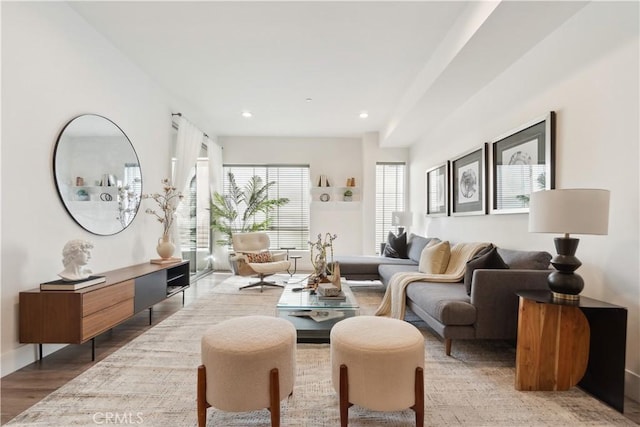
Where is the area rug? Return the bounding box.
[6,274,633,426]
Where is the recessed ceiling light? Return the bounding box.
[305,98,313,102]
[241,110,253,118]
[359,111,369,119]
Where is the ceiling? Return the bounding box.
[68,1,587,146]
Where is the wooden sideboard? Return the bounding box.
[20,260,190,360]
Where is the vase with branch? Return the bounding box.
[143,178,183,259]
[308,232,337,284]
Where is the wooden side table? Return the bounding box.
[515,290,627,412]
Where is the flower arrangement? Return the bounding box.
[117,179,141,228]
[308,232,337,282]
[142,178,183,236]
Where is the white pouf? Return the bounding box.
[198,315,296,427]
[330,316,425,426]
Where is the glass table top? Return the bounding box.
[277,281,359,310]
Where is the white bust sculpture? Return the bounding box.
[59,239,94,281]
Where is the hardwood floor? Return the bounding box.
[2,271,639,425]
[0,271,228,425]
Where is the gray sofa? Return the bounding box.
[334,234,552,355]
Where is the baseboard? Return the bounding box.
[626,369,640,403]
[1,343,66,378]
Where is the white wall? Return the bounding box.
[0,3,185,375]
[408,3,639,400]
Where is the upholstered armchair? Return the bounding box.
[231,232,291,291]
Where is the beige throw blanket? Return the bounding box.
[374,242,489,319]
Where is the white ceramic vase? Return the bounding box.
[156,234,175,259]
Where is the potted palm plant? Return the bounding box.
[210,172,289,272]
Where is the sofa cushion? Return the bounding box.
[418,241,450,274]
[497,248,552,270]
[383,231,407,258]
[407,234,439,263]
[333,255,415,278]
[464,244,509,296]
[405,282,476,326]
[379,264,420,287]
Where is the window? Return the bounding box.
[223,165,310,249]
[375,162,406,254]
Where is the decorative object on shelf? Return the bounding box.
[210,172,289,246]
[529,188,610,301]
[451,144,487,216]
[100,174,117,187]
[346,177,356,187]
[343,189,353,201]
[320,193,330,202]
[391,211,412,235]
[143,178,183,259]
[76,189,89,201]
[75,176,84,186]
[490,112,555,214]
[318,174,331,187]
[59,239,94,281]
[308,232,337,284]
[426,162,449,217]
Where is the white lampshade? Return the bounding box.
[391,211,413,227]
[529,189,610,235]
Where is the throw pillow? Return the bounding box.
[464,245,509,296]
[418,240,451,274]
[407,234,440,263]
[383,231,407,258]
[245,251,273,263]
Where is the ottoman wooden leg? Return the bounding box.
[197,365,211,427]
[411,367,424,427]
[339,364,353,427]
[269,368,280,427]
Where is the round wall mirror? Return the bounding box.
[53,114,142,235]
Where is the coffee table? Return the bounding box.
[276,281,360,343]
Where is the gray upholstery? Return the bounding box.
[333,255,415,280]
[405,282,475,325]
[379,264,419,286]
[331,237,554,355]
[497,248,552,270]
[406,234,437,263]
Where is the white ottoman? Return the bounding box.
[330,316,425,427]
[198,315,296,427]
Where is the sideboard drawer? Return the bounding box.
[82,298,134,341]
[82,280,134,317]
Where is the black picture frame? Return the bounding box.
[489,112,555,214]
[450,144,487,216]
[425,162,449,217]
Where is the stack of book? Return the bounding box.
[40,275,106,291]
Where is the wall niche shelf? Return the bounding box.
[311,186,360,203]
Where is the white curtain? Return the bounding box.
[171,116,204,253]
[207,138,228,270]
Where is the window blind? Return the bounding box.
[224,164,310,249]
[375,162,406,254]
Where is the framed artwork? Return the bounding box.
[450,144,487,216]
[425,162,449,217]
[489,112,555,214]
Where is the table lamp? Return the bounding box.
[529,189,610,301]
[391,211,412,235]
